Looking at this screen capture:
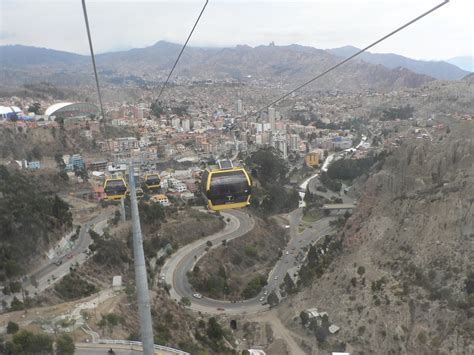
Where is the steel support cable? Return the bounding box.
[81,0,111,153]
[233,0,449,125]
[154,0,209,104]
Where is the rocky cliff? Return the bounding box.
[280,120,474,354]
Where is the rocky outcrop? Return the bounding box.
[283,121,474,354]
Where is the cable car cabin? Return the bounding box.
[104,178,128,201]
[202,160,251,211]
[144,173,161,190]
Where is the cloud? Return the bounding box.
[0,0,472,60]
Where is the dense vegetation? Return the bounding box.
[0,166,72,286]
[321,153,387,192]
[54,272,98,300]
[327,156,378,181]
[246,147,299,215]
[88,230,130,267]
[1,330,75,354]
[138,199,165,225]
[298,235,344,289]
[380,104,415,121]
[188,219,286,300]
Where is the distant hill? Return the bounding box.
[94,41,435,91]
[327,46,469,80]
[0,42,436,92]
[446,56,474,72]
[0,45,85,67]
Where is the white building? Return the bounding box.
[182,119,191,132]
[236,99,243,114]
[268,107,276,132]
[193,119,202,130]
[171,117,180,129]
[289,134,300,151]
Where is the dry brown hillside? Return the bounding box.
[278,120,474,354]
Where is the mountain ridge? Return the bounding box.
[327,45,470,80]
[0,41,451,92]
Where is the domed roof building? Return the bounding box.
[44,102,99,119]
[0,106,22,120]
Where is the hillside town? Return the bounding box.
[3,82,471,208]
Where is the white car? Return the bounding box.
[274,276,278,280]
[263,290,268,295]
[259,297,265,302]
[285,251,289,255]
[193,293,202,299]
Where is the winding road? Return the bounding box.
[0,211,112,310]
[162,206,337,315]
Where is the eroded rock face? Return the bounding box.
[286,123,474,354]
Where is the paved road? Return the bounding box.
[162,209,263,315]
[163,207,336,315]
[75,343,183,355]
[0,211,112,310]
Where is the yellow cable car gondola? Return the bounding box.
[144,173,161,190]
[104,177,128,201]
[201,160,251,211]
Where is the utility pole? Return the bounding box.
[128,164,155,354]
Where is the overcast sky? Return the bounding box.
[0,0,472,60]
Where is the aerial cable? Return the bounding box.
[154,0,209,104]
[81,0,111,152]
[234,0,449,125]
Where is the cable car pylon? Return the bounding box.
[128,163,155,354]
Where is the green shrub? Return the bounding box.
[54,273,97,300]
[6,321,19,334]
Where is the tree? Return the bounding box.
[56,334,75,354]
[10,296,24,311]
[299,311,309,325]
[6,321,19,334]
[30,146,42,160]
[28,102,41,115]
[139,200,165,225]
[207,317,223,340]
[9,330,53,353]
[54,153,66,170]
[246,147,288,185]
[151,102,164,118]
[267,291,279,307]
[180,297,191,307]
[314,325,329,344]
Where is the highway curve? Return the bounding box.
[161,209,272,315]
[162,208,336,315]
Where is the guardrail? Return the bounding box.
[96,339,190,355]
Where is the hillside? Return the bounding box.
[0,42,435,92]
[189,217,288,300]
[278,121,474,354]
[0,45,85,67]
[327,46,470,80]
[0,167,73,293]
